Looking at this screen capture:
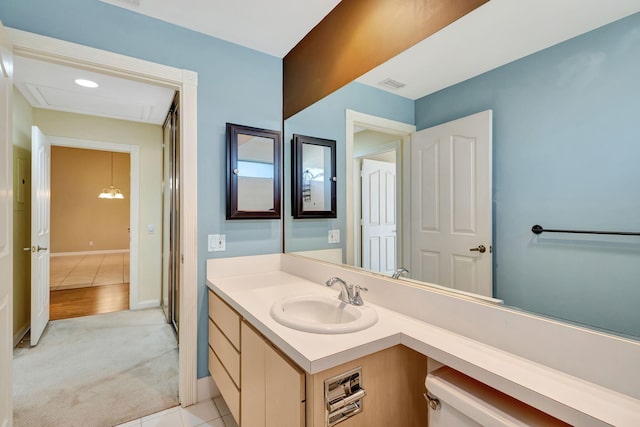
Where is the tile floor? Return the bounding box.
[115,396,238,427]
[50,252,130,290]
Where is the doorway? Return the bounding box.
[8,26,199,408]
[345,110,415,270]
[49,146,131,321]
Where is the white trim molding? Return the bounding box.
[8,28,199,407]
[179,68,199,406]
[134,299,161,310]
[13,323,29,348]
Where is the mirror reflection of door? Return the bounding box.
[237,134,274,212]
[410,110,492,297]
[361,158,397,275]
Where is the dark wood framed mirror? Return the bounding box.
[292,134,337,219]
[226,123,281,219]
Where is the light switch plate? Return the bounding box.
[208,234,226,252]
[328,229,340,243]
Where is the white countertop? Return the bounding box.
[206,256,640,426]
[208,270,404,373]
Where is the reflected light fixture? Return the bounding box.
[98,152,125,199]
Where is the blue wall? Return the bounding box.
[284,82,414,257]
[0,0,282,377]
[416,13,640,338]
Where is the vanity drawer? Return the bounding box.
[209,319,240,387]
[209,347,240,424]
[208,290,240,350]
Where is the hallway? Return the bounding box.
[50,252,130,290]
[49,253,130,320]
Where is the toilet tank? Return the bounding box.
[426,367,570,427]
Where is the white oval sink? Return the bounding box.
[270,295,378,334]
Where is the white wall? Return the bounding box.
[32,109,163,303]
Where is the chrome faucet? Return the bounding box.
[326,277,352,304]
[325,277,368,306]
[392,267,409,279]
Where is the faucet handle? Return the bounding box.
[351,285,368,306]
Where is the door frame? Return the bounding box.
[9,28,199,405]
[345,110,415,268]
[49,136,141,309]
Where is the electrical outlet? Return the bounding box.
[208,234,226,252]
[328,229,340,243]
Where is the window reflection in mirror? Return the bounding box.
[237,134,275,211]
[301,143,332,211]
[227,123,281,219]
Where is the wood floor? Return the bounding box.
[50,283,130,320]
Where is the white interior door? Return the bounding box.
[30,126,51,345]
[361,159,397,274]
[0,19,14,427]
[410,110,492,296]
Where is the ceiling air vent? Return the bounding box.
[379,78,406,90]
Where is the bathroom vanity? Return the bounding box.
[208,285,428,426]
[207,253,640,426]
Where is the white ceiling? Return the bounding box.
[357,0,640,99]
[13,0,640,123]
[98,0,342,58]
[14,56,176,125]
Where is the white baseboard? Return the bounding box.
[51,249,130,257]
[13,323,30,347]
[131,299,160,310]
[196,376,220,403]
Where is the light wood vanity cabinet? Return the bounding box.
[208,291,241,423]
[241,321,305,427]
[208,290,304,427]
[208,289,428,427]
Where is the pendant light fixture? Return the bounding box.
[98,152,125,199]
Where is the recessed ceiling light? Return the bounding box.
[75,79,99,88]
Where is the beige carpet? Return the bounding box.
[13,308,178,427]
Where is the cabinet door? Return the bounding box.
[241,322,266,427]
[265,343,305,427]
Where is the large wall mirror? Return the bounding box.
[227,123,281,219]
[283,4,640,342]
